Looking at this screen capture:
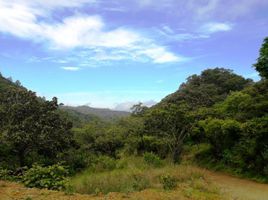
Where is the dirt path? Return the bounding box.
[199,168,268,200]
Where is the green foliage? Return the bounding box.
[199,119,242,158]
[131,102,148,116]
[0,74,24,92]
[160,174,177,190]
[197,81,268,177]
[143,152,163,167]
[57,148,94,174]
[73,121,124,158]
[22,164,69,190]
[161,68,252,108]
[254,37,268,79]
[93,156,117,172]
[144,103,192,163]
[0,88,73,167]
[72,169,150,194]
[0,168,14,181]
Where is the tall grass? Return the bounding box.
[70,156,221,199]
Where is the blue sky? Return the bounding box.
[0,0,267,110]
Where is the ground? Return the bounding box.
[1,167,268,200]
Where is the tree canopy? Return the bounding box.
[254,37,268,79]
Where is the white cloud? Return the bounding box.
[114,100,157,111]
[114,101,136,111]
[0,1,181,64]
[41,15,141,49]
[201,22,233,34]
[139,46,182,63]
[61,66,80,71]
[3,0,94,12]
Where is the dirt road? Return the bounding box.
[201,168,268,200]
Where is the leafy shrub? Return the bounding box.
[22,164,68,190]
[93,156,117,172]
[0,168,14,181]
[143,152,163,167]
[58,148,94,174]
[160,174,177,190]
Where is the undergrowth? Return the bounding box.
[185,143,268,183]
[70,156,222,199]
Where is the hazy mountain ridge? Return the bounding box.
[61,105,130,121]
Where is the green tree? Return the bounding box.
[131,102,148,116]
[161,68,252,108]
[199,118,242,158]
[254,37,268,79]
[144,103,192,163]
[0,89,73,167]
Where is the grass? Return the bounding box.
[70,156,222,199]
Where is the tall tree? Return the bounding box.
[254,37,268,79]
[0,89,73,167]
[144,103,192,163]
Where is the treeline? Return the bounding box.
[0,37,267,184]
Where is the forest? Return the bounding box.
[0,37,267,200]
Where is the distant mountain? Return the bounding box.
[61,105,130,121]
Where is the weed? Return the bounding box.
[159,174,177,190]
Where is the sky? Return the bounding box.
[0,0,267,111]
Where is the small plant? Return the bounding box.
[143,152,163,168]
[22,164,69,191]
[0,168,14,181]
[131,173,150,191]
[160,174,177,190]
[93,156,117,172]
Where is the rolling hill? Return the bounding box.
[61,105,130,122]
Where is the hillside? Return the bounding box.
[0,73,129,126]
[61,105,130,121]
[159,68,253,108]
[0,74,21,92]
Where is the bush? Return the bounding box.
[93,156,117,172]
[0,168,14,181]
[22,164,69,190]
[143,152,163,167]
[160,174,177,190]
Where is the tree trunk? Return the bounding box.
[173,142,183,164]
[18,149,26,167]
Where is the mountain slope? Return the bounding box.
[61,105,130,121]
[0,75,20,91]
[159,68,253,108]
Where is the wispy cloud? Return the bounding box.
[61,66,80,71]
[114,100,157,111]
[0,1,182,65]
[139,46,182,63]
[201,22,233,34]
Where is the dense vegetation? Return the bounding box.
[0,37,267,196]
